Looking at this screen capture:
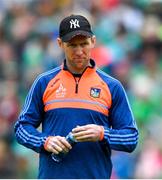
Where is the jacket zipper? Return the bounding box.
[68,67,88,94]
[74,78,80,94]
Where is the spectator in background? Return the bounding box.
[0,135,18,178]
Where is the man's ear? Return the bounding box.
[91,36,96,48]
[57,38,63,48]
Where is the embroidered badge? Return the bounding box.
[56,83,67,98]
[90,88,101,98]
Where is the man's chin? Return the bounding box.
[73,65,87,73]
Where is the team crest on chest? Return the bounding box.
[90,87,101,98]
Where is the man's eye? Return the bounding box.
[68,44,76,47]
[81,42,88,46]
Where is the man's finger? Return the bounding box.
[73,130,92,138]
[51,142,63,152]
[72,125,88,133]
[59,138,72,152]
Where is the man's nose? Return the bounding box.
[74,47,83,56]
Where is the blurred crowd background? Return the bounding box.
[0,0,162,178]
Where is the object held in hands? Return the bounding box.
[51,132,77,162]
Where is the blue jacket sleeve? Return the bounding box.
[104,81,138,153]
[14,75,47,153]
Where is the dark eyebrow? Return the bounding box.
[66,42,76,46]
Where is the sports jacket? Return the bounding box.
[14,59,138,179]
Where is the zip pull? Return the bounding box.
[75,79,79,93]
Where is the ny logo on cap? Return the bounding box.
[70,19,80,29]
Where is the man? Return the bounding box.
[14,14,138,179]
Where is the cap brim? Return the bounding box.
[61,30,93,42]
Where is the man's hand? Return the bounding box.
[72,124,104,142]
[44,136,72,154]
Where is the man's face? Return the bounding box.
[58,35,96,74]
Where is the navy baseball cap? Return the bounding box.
[59,14,93,42]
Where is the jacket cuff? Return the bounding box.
[103,126,110,140]
[43,136,52,151]
[99,126,104,141]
